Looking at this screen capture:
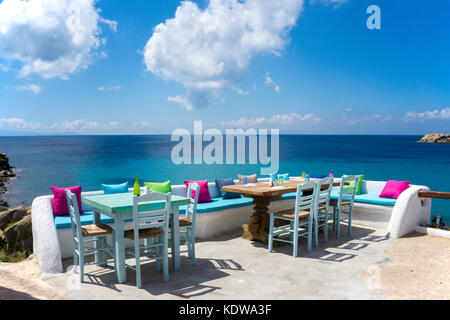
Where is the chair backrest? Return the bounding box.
[338,175,358,207]
[132,192,172,236]
[294,181,319,219]
[186,183,200,225]
[65,189,83,240]
[315,176,334,212]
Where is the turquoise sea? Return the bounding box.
[0,135,449,224]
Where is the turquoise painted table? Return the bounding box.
[82,192,190,284]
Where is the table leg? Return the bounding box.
[114,216,126,283]
[93,210,106,267]
[242,197,271,243]
[170,206,180,271]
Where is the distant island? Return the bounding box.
[418,133,450,144]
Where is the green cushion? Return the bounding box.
[144,180,172,193]
[344,174,364,195]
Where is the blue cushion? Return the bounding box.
[330,191,396,206]
[215,178,241,199]
[101,182,128,195]
[279,192,297,200]
[54,211,114,229]
[276,173,289,181]
[179,197,253,213]
[310,175,327,179]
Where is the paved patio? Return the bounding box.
[45,224,394,300]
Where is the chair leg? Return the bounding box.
[314,216,319,247]
[324,212,329,243]
[189,227,196,266]
[134,238,142,289]
[332,206,336,230]
[162,233,169,283]
[307,217,313,252]
[336,208,341,240]
[293,221,299,257]
[79,242,84,282]
[73,241,78,274]
[155,237,162,272]
[348,207,353,236]
[268,214,274,252]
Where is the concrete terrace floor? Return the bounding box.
[44,225,396,300]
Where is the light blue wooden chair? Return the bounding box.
[313,176,334,246]
[268,181,318,257]
[65,189,114,283]
[125,192,171,289]
[332,175,358,239]
[176,182,200,265]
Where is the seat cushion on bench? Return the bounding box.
[279,192,297,200]
[54,211,114,229]
[330,191,396,206]
[179,197,254,214]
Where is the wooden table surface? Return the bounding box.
[222,179,339,244]
[222,179,340,197]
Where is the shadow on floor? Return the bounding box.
[0,286,38,300]
[62,256,244,298]
[252,224,388,262]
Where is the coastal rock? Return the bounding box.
[0,206,28,230]
[0,153,12,171]
[418,133,450,144]
[0,153,15,205]
[4,214,32,251]
[0,229,5,247]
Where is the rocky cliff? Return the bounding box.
[0,153,15,207]
[418,133,450,144]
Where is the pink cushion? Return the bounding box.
[51,185,83,216]
[379,180,410,199]
[184,180,212,203]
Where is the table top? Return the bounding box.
[82,192,190,214]
[222,179,340,198]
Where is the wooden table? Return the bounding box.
[222,179,339,244]
[82,192,190,283]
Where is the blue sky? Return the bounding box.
[0,0,449,135]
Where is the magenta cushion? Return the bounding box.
[379,180,410,199]
[184,180,212,203]
[51,185,83,216]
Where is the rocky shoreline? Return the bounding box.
[0,153,16,207]
[418,133,450,144]
[0,153,32,260]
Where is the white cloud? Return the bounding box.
[264,72,281,93]
[310,0,348,8]
[98,85,122,92]
[234,87,250,95]
[218,112,320,128]
[0,0,117,79]
[143,0,303,110]
[404,107,450,121]
[342,110,394,125]
[14,84,41,94]
[51,119,120,132]
[0,118,41,130]
[132,121,153,128]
